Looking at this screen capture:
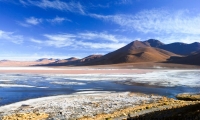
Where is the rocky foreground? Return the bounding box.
[0,92,200,120]
[0,92,161,120]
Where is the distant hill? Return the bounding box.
[159,42,200,55]
[45,55,102,66]
[36,58,58,62]
[80,55,103,62]
[86,40,178,65]
[143,39,200,55]
[55,57,79,63]
[0,58,58,67]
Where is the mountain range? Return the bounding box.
[41,39,200,66]
[0,39,200,66]
[141,39,200,55]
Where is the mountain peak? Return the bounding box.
[125,40,150,51]
[144,39,164,47]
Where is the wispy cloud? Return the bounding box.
[115,0,133,5]
[30,38,43,44]
[91,9,200,35]
[43,34,75,47]
[76,41,126,49]
[30,32,130,49]
[78,32,124,43]
[26,17,42,25]
[19,16,70,27]
[47,16,71,23]
[19,0,28,6]
[0,30,23,44]
[154,34,200,44]
[20,0,85,14]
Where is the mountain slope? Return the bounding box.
[55,57,79,63]
[87,41,178,65]
[159,42,200,55]
[169,52,200,65]
[141,39,200,55]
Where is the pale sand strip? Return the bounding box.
[0,67,153,74]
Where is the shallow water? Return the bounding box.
[0,69,199,106]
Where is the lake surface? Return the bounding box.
[0,69,199,106]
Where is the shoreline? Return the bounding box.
[1,92,199,120]
[0,66,200,75]
[0,67,154,74]
[0,92,162,119]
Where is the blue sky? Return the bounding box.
[0,0,200,60]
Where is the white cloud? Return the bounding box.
[26,17,42,25]
[17,21,30,27]
[115,0,133,5]
[78,32,122,43]
[0,30,23,44]
[30,38,43,44]
[24,0,85,14]
[47,16,71,23]
[91,9,200,35]
[30,32,130,49]
[19,16,69,27]
[154,34,200,44]
[44,34,75,47]
[77,41,126,49]
[19,0,28,6]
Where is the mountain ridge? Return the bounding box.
[1,39,200,66]
[144,39,200,55]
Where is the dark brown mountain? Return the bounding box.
[80,55,103,62]
[159,42,200,55]
[168,51,200,65]
[140,39,200,55]
[86,40,179,65]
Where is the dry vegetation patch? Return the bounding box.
[2,112,49,120]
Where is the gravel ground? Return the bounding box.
[0,92,162,120]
